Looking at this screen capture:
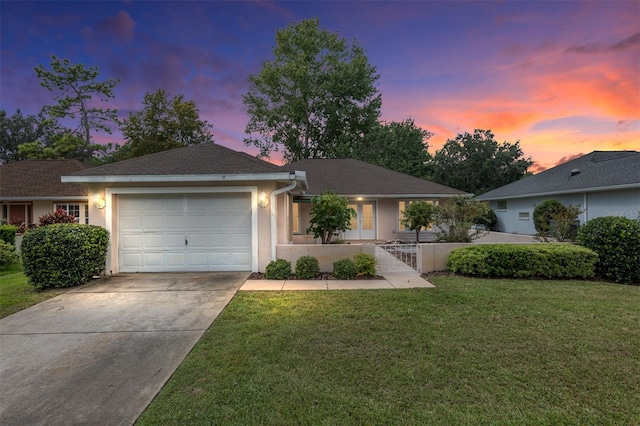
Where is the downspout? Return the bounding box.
[271,180,298,261]
[583,192,588,224]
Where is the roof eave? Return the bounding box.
[295,192,468,199]
[62,172,306,184]
[477,183,640,201]
[1,195,88,201]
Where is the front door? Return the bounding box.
[345,202,376,240]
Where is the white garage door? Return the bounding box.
[119,193,252,272]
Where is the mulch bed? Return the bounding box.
[248,272,385,280]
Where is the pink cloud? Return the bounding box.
[555,153,585,166]
[95,10,136,43]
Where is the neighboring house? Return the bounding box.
[283,158,465,243]
[63,143,307,273]
[476,151,640,235]
[0,160,91,227]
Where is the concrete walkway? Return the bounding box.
[241,246,434,291]
[0,272,247,426]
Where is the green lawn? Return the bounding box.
[137,277,640,425]
[0,263,64,319]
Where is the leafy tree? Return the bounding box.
[119,89,214,158]
[355,119,432,178]
[0,109,63,163]
[401,201,435,243]
[18,131,106,161]
[307,191,357,244]
[431,129,533,195]
[473,203,498,230]
[34,56,119,149]
[243,18,381,162]
[434,195,487,242]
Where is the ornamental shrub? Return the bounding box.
[21,224,109,289]
[0,225,18,245]
[295,255,320,279]
[577,216,640,284]
[354,253,376,277]
[264,259,292,280]
[333,258,356,279]
[0,241,18,270]
[38,207,78,226]
[447,244,598,279]
[533,199,565,233]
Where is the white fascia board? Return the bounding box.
[295,193,466,199]
[1,196,88,202]
[62,172,300,184]
[477,183,640,201]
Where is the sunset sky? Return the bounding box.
[1,1,638,171]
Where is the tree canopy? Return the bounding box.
[355,119,432,178]
[34,56,119,147]
[243,18,382,162]
[0,110,49,163]
[401,201,435,243]
[430,129,532,195]
[306,191,357,244]
[119,89,214,158]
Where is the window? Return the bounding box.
[292,202,300,234]
[519,211,530,220]
[398,200,436,231]
[497,200,508,211]
[54,203,88,223]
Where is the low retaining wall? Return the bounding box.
[276,244,365,272]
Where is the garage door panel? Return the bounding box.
[121,216,142,230]
[142,234,164,250]
[142,215,165,230]
[119,193,252,272]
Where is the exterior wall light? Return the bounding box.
[258,192,269,208]
[94,195,106,209]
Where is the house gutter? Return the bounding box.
[270,177,299,262]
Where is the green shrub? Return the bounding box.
[577,216,640,284]
[264,259,292,280]
[333,258,356,279]
[354,253,376,277]
[533,199,565,233]
[295,255,320,279]
[0,241,19,270]
[0,225,18,245]
[447,244,598,279]
[21,224,109,289]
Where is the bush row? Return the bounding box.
[21,224,110,289]
[447,244,598,279]
[0,241,19,270]
[264,253,377,280]
[0,224,18,245]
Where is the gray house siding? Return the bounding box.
[490,188,640,235]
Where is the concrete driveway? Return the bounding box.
[0,272,247,426]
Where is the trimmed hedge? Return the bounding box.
[354,253,376,277]
[265,259,292,280]
[0,225,18,245]
[333,258,356,279]
[295,255,320,279]
[21,224,109,289]
[577,216,640,284]
[447,244,598,279]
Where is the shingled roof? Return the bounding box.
[283,158,464,196]
[0,160,90,199]
[477,151,640,201]
[69,143,284,176]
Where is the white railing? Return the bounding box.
[378,243,419,270]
